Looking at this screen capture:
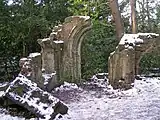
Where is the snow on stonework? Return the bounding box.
[54,40,64,44]
[41,38,50,42]
[108,33,160,89]
[119,34,143,46]
[43,73,56,86]
[54,82,80,92]
[1,76,160,120]
[42,72,61,92]
[4,74,68,120]
[119,33,159,46]
[29,53,41,58]
[79,16,90,20]
[84,73,109,88]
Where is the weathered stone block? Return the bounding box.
[38,16,92,83]
[19,57,32,77]
[38,39,56,74]
[43,73,62,92]
[5,75,68,119]
[19,53,44,89]
[28,53,43,89]
[108,33,160,89]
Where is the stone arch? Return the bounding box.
[38,16,92,83]
[62,16,92,82]
[108,33,160,89]
[135,34,160,75]
[137,46,160,75]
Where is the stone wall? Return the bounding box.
[19,17,160,91]
[18,16,92,91]
[108,33,160,89]
[18,16,160,91]
[19,53,44,89]
[38,16,92,83]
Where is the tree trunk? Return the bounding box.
[130,0,137,33]
[146,0,151,32]
[23,41,26,56]
[141,0,145,31]
[109,0,124,41]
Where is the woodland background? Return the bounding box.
[0,0,160,81]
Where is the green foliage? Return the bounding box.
[68,0,111,21]
[1,0,160,81]
[140,49,160,74]
[81,20,117,79]
[0,0,71,81]
[156,5,160,31]
[139,3,160,75]
[67,0,117,79]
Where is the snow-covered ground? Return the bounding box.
[1,77,160,120]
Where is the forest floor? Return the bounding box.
[1,76,160,120]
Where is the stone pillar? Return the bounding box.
[53,40,64,82]
[38,38,64,80]
[19,58,31,77]
[61,16,92,83]
[108,33,160,89]
[19,53,44,89]
[134,51,142,75]
[38,38,55,74]
[38,16,91,83]
[108,48,135,89]
[28,53,43,88]
[38,38,64,91]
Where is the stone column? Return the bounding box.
[38,38,64,91]
[38,38,55,74]
[28,53,43,89]
[53,40,64,82]
[108,33,160,89]
[108,48,135,89]
[19,53,44,89]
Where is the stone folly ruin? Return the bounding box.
[109,33,160,89]
[18,16,160,90]
[20,16,92,91]
[1,15,160,119]
[39,16,92,86]
[0,16,92,119]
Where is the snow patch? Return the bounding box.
[20,58,28,61]
[119,33,159,47]
[119,87,139,97]
[78,16,90,20]
[54,40,64,44]
[138,33,159,37]
[1,76,160,120]
[43,73,56,86]
[29,53,41,58]
[42,38,50,42]
[5,75,62,120]
[0,91,5,97]
[55,82,79,91]
[119,34,143,46]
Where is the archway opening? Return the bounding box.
[81,21,118,80]
[139,47,160,77]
